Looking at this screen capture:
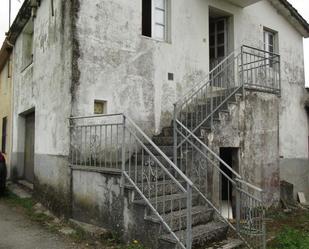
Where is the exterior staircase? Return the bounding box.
[69,45,281,249]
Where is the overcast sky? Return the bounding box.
[0,0,308,85]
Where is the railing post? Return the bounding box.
[173,104,178,166]
[241,46,245,99]
[210,75,214,131]
[236,179,241,233]
[262,208,267,249]
[186,183,192,249]
[121,115,126,189]
[278,55,281,97]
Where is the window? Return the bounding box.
[263,30,275,54]
[210,18,227,61]
[22,20,34,70]
[94,100,107,115]
[263,29,278,67]
[142,0,169,41]
[1,117,7,153]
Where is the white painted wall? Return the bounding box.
[11,0,72,189]
[74,0,210,135]
[75,0,308,161]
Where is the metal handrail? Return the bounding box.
[175,49,240,109]
[176,120,241,180]
[123,115,193,249]
[69,113,124,120]
[242,45,280,56]
[172,45,276,249]
[70,113,194,249]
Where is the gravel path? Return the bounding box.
[0,201,81,249]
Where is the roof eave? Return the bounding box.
[269,0,309,38]
[0,39,12,72]
[6,0,32,45]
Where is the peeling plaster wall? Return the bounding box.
[74,0,307,155]
[72,0,308,202]
[208,0,308,197]
[73,0,210,134]
[208,92,280,206]
[72,169,163,248]
[11,0,73,213]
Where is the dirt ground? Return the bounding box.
[0,201,86,249]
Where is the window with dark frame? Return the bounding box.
[142,0,152,37]
[142,0,169,41]
[1,117,7,153]
[210,18,227,61]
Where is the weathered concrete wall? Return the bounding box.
[72,168,163,248]
[0,59,13,176]
[11,0,73,214]
[280,159,309,200]
[209,91,280,206]
[72,1,308,196]
[72,169,124,233]
[73,0,210,135]
[208,0,309,200]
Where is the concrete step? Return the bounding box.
[161,127,174,136]
[146,206,214,232]
[125,165,179,183]
[160,221,228,248]
[205,238,244,249]
[152,136,180,146]
[144,145,174,157]
[131,180,187,199]
[133,193,199,214]
[7,182,32,199]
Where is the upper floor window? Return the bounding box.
[142,0,170,41]
[264,30,275,53]
[263,28,278,67]
[22,20,34,71]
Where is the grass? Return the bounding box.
[266,208,309,249]
[268,227,309,249]
[2,191,54,224]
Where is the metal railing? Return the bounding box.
[69,114,194,249]
[241,45,281,95]
[173,45,277,249]
[174,120,265,249]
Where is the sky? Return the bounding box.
[0,0,308,85]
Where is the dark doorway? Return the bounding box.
[219,147,239,218]
[24,112,35,183]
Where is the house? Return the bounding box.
[2,0,309,248]
[0,39,13,176]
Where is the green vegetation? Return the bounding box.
[3,191,52,223]
[1,190,149,249]
[268,227,309,249]
[116,242,147,249]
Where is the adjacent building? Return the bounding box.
[0,39,13,177]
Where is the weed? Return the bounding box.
[269,227,309,249]
[116,241,147,249]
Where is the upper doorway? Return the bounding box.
[209,8,233,70]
